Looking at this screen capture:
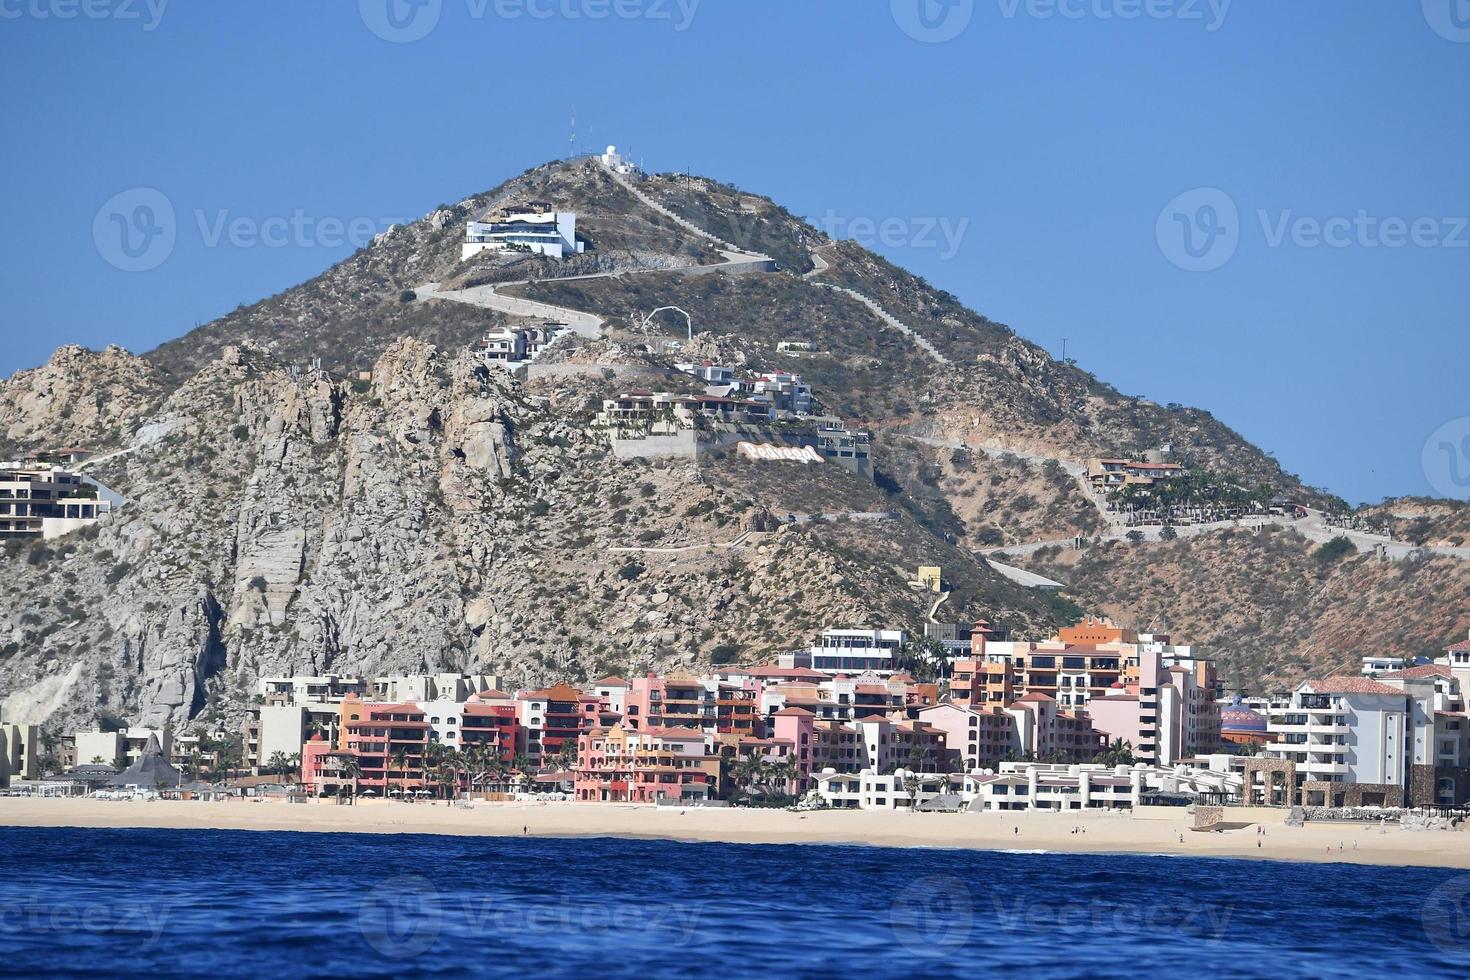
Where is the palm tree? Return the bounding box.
[463,744,485,791]
[903,770,925,810]
[556,739,579,772]
[733,752,765,796]
[265,751,295,780]
[767,758,798,798]
[338,756,363,804]
[1093,738,1135,767]
[391,748,410,801]
[941,755,965,795]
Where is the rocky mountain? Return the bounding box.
[1031,527,1470,694]
[0,154,1462,738]
[0,336,1062,734]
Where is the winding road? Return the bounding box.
[416,157,951,370]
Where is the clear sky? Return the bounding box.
[1,1,1466,504]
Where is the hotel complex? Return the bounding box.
[16,619,1470,816]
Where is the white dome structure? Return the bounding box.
[600,144,638,175]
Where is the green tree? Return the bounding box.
[338,756,363,804]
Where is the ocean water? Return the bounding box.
[1,827,1468,978]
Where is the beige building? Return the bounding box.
[74,730,126,767]
[0,723,40,782]
[74,727,171,768]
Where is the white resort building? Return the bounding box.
[0,462,112,540]
[1263,676,1414,801]
[463,203,584,260]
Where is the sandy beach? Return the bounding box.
[1,797,1465,868]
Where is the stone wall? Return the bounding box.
[1302,781,1403,808]
[1193,804,1224,830]
[1242,758,1296,807]
[1412,765,1470,806]
[1410,764,1438,808]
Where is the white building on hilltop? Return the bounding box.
[463,203,584,260]
[600,145,639,175]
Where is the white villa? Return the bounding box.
[815,760,1246,813]
[787,629,907,676]
[0,463,112,540]
[477,323,568,369]
[463,203,584,260]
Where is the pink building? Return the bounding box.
[772,706,817,793]
[1005,692,1105,763]
[913,703,1022,768]
[1086,647,1216,765]
[574,725,718,803]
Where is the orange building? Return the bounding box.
[1057,616,1139,646]
[337,697,431,794]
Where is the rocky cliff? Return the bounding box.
[0,155,1457,736]
[0,339,1048,733]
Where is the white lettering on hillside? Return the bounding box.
[737,442,823,464]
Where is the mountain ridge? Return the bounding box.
[1,154,1462,739]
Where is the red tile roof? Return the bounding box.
[522,682,588,701]
[773,707,815,718]
[593,676,629,687]
[748,666,827,680]
[642,726,706,739]
[1377,665,1452,680]
[1306,676,1405,696]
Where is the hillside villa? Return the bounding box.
[463,203,584,260]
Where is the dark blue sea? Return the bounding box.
[1,827,1468,978]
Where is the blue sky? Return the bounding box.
[1,1,1466,504]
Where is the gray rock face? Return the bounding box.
[0,330,1009,740]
